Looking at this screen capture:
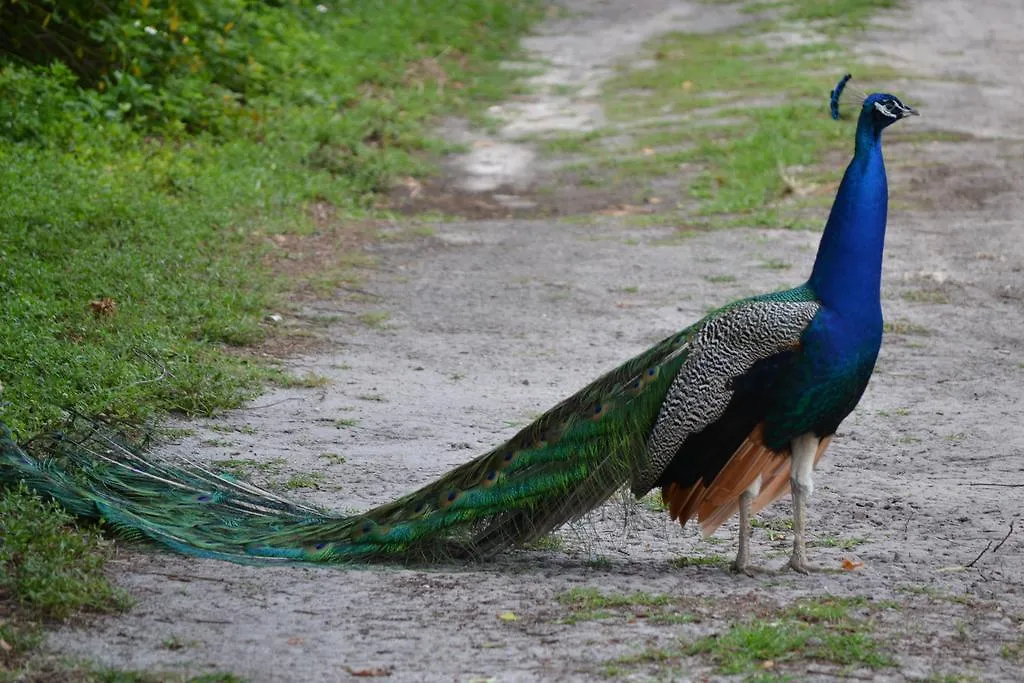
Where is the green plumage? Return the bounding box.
[0,317,696,563]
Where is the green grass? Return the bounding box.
[0,485,132,676]
[0,0,543,440]
[883,319,932,336]
[282,472,325,491]
[602,595,896,678]
[1,663,245,683]
[212,457,287,478]
[556,587,689,625]
[525,534,566,552]
[671,554,729,568]
[538,0,927,229]
[0,485,130,620]
[687,595,894,675]
[811,535,868,550]
[1001,638,1024,662]
[357,311,392,329]
[318,452,347,466]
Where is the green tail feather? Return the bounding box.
[0,324,698,564]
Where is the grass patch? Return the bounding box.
[602,594,895,678]
[884,319,932,336]
[556,587,687,625]
[318,453,347,466]
[640,491,667,511]
[212,457,287,478]
[357,311,392,329]
[1,662,245,682]
[281,472,325,491]
[671,554,729,568]
[686,595,893,676]
[901,289,953,304]
[1001,638,1024,662]
[811,535,868,550]
[0,485,130,620]
[525,535,566,552]
[752,516,793,541]
[593,29,896,224]
[273,373,331,389]
[0,485,131,674]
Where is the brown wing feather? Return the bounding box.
[662,481,702,524]
[696,426,779,535]
[659,429,835,536]
[660,425,775,533]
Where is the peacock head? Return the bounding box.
[862,93,918,130]
[830,75,918,131]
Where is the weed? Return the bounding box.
[357,312,391,329]
[273,373,330,389]
[1001,638,1024,662]
[556,587,684,625]
[525,535,566,552]
[672,555,729,568]
[902,289,952,304]
[687,599,893,674]
[640,491,667,511]
[213,457,286,478]
[282,472,325,491]
[811,536,868,550]
[318,453,347,466]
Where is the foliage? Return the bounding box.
[0,0,541,438]
[0,0,540,135]
[0,484,129,619]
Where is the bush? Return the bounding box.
[0,0,539,135]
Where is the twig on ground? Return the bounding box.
[965,520,1015,568]
[966,482,1024,487]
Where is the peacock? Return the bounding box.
[0,77,916,572]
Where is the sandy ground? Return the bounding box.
[48,1,1024,680]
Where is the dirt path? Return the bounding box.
[50,1,1024,680]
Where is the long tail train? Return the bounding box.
[0,321,699,564]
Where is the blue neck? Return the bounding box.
[808,113,888,320]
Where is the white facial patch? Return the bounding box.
[873,101,898,118]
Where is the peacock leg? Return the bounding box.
[788,434,820,574]
[731,474,762,575]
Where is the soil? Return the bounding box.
[46,0,1024,680]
